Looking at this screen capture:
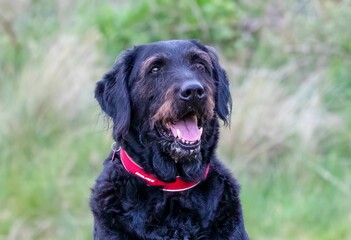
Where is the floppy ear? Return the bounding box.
[95,49,136,140]
[206,46,232,125]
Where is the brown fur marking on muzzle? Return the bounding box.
[151,86,178,128]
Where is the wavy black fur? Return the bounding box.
[91,40,249,239]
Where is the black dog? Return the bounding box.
[90,40,249,239]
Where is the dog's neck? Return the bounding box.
[113,118,219,183]
[112,147,210,192]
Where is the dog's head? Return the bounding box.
[96,40,231,174]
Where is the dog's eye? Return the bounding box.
[150,67,160,74]
[194,63,206,72]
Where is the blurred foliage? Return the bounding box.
[1,0,351,239]
[83,0,240,60]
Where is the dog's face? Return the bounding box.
[96,40,231,166]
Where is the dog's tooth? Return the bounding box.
[190,150,194,154]
[199,127,203,134]
[176,128,181,138]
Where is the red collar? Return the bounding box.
[118,147,210,192]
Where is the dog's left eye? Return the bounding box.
[194,63,206,72]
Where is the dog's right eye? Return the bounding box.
[150,67,160,74]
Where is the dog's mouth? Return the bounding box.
[157,112,203,151]
[169,113,203,149]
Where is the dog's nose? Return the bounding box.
[180,81,205,101]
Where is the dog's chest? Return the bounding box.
[120,189,214,237]
[99,171,223,239]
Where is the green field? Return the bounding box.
[1,0,350,239]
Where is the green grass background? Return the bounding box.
[1,0,350,239]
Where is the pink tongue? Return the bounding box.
[170,115,202,141]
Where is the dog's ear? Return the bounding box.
[206,46,232,125]
[95,49,136,140]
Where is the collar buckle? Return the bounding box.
[111,142,120,161]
